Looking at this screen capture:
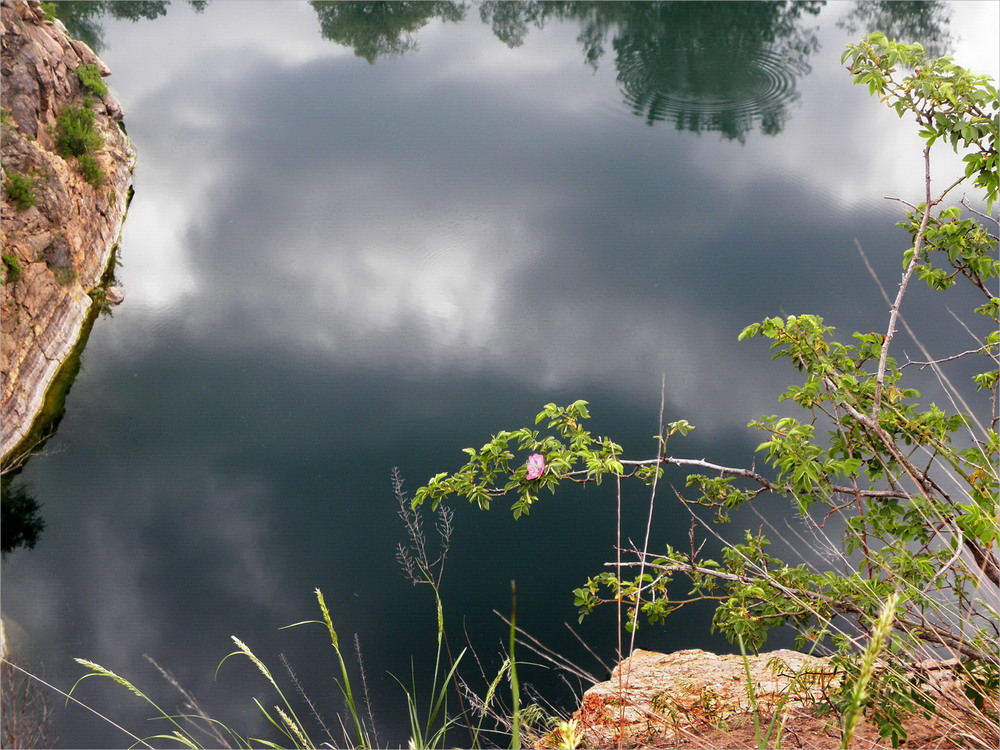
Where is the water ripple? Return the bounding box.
[617,46,804,138]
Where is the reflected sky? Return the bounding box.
[2,2,998,747]
[101,0,996,423]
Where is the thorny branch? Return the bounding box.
[607,556,999,665]
[483,453,923,502]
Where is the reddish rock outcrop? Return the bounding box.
[550,648,983,749]
[1,0,135,464]
[567,648,835,748]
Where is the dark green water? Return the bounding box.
[2,2,997,747]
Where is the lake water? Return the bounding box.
[2,2,998,747]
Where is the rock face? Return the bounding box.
[1,0,135,464]
[559,648,981,749]
[570,648,834,748]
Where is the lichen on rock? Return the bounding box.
[1,0,135,466]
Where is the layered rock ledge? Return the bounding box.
[567,648,833,748]
[552,648,978,749]
[1,0,135,465]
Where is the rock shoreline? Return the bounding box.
[1,0,135,466]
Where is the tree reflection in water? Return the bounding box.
[838,0,953,59]
[481,1,825,142]
[51,0,957,143]
[311,1,466,63]
[48,1,202,52]
[1,478,45,556]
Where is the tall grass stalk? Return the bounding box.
[626,377,668,643]
[220,636,316,749]
[353,635,380,748]
[145,653,236,748]
[2,658,144,748]
[70,658,204,748]
[736,634,790,750]
[282,588,369,748]
[393,467,468,745]
[388,597,466,750]
[60,473,490,750]
[462,657,511,748]
[840,592,901,750]
[508,581,521,750]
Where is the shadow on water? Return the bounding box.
[1,238,126,554]
[0,303,103,556]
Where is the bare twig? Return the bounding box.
[960,195,1000,232]
[491,612,601,685]
[873,146,937,417]
[628,376,667,650]
[903,345,997,369]
[607,557,997,664]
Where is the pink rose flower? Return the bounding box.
[525,453,545,480]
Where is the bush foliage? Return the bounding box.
[415,33,999,747]
[2,253,23,285]
[3,172,36,210]
[74,63,108,98]
[76,153,105,187]
[54,105,102,158]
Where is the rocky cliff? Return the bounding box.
[1,0,134,465]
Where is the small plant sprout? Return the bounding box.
[4,172,36,210]
[551,717,584,750]
[75,63,108,98]
[54,105,102,158]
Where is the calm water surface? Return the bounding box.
[2,2,998,747]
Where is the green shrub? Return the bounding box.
[2,254,23,284]
[76,153,105,187]
[415,35,1000,749]
[75,64,108,98]
[54,106,102,158]
[4,172,36,210]
[39,2,57,22]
